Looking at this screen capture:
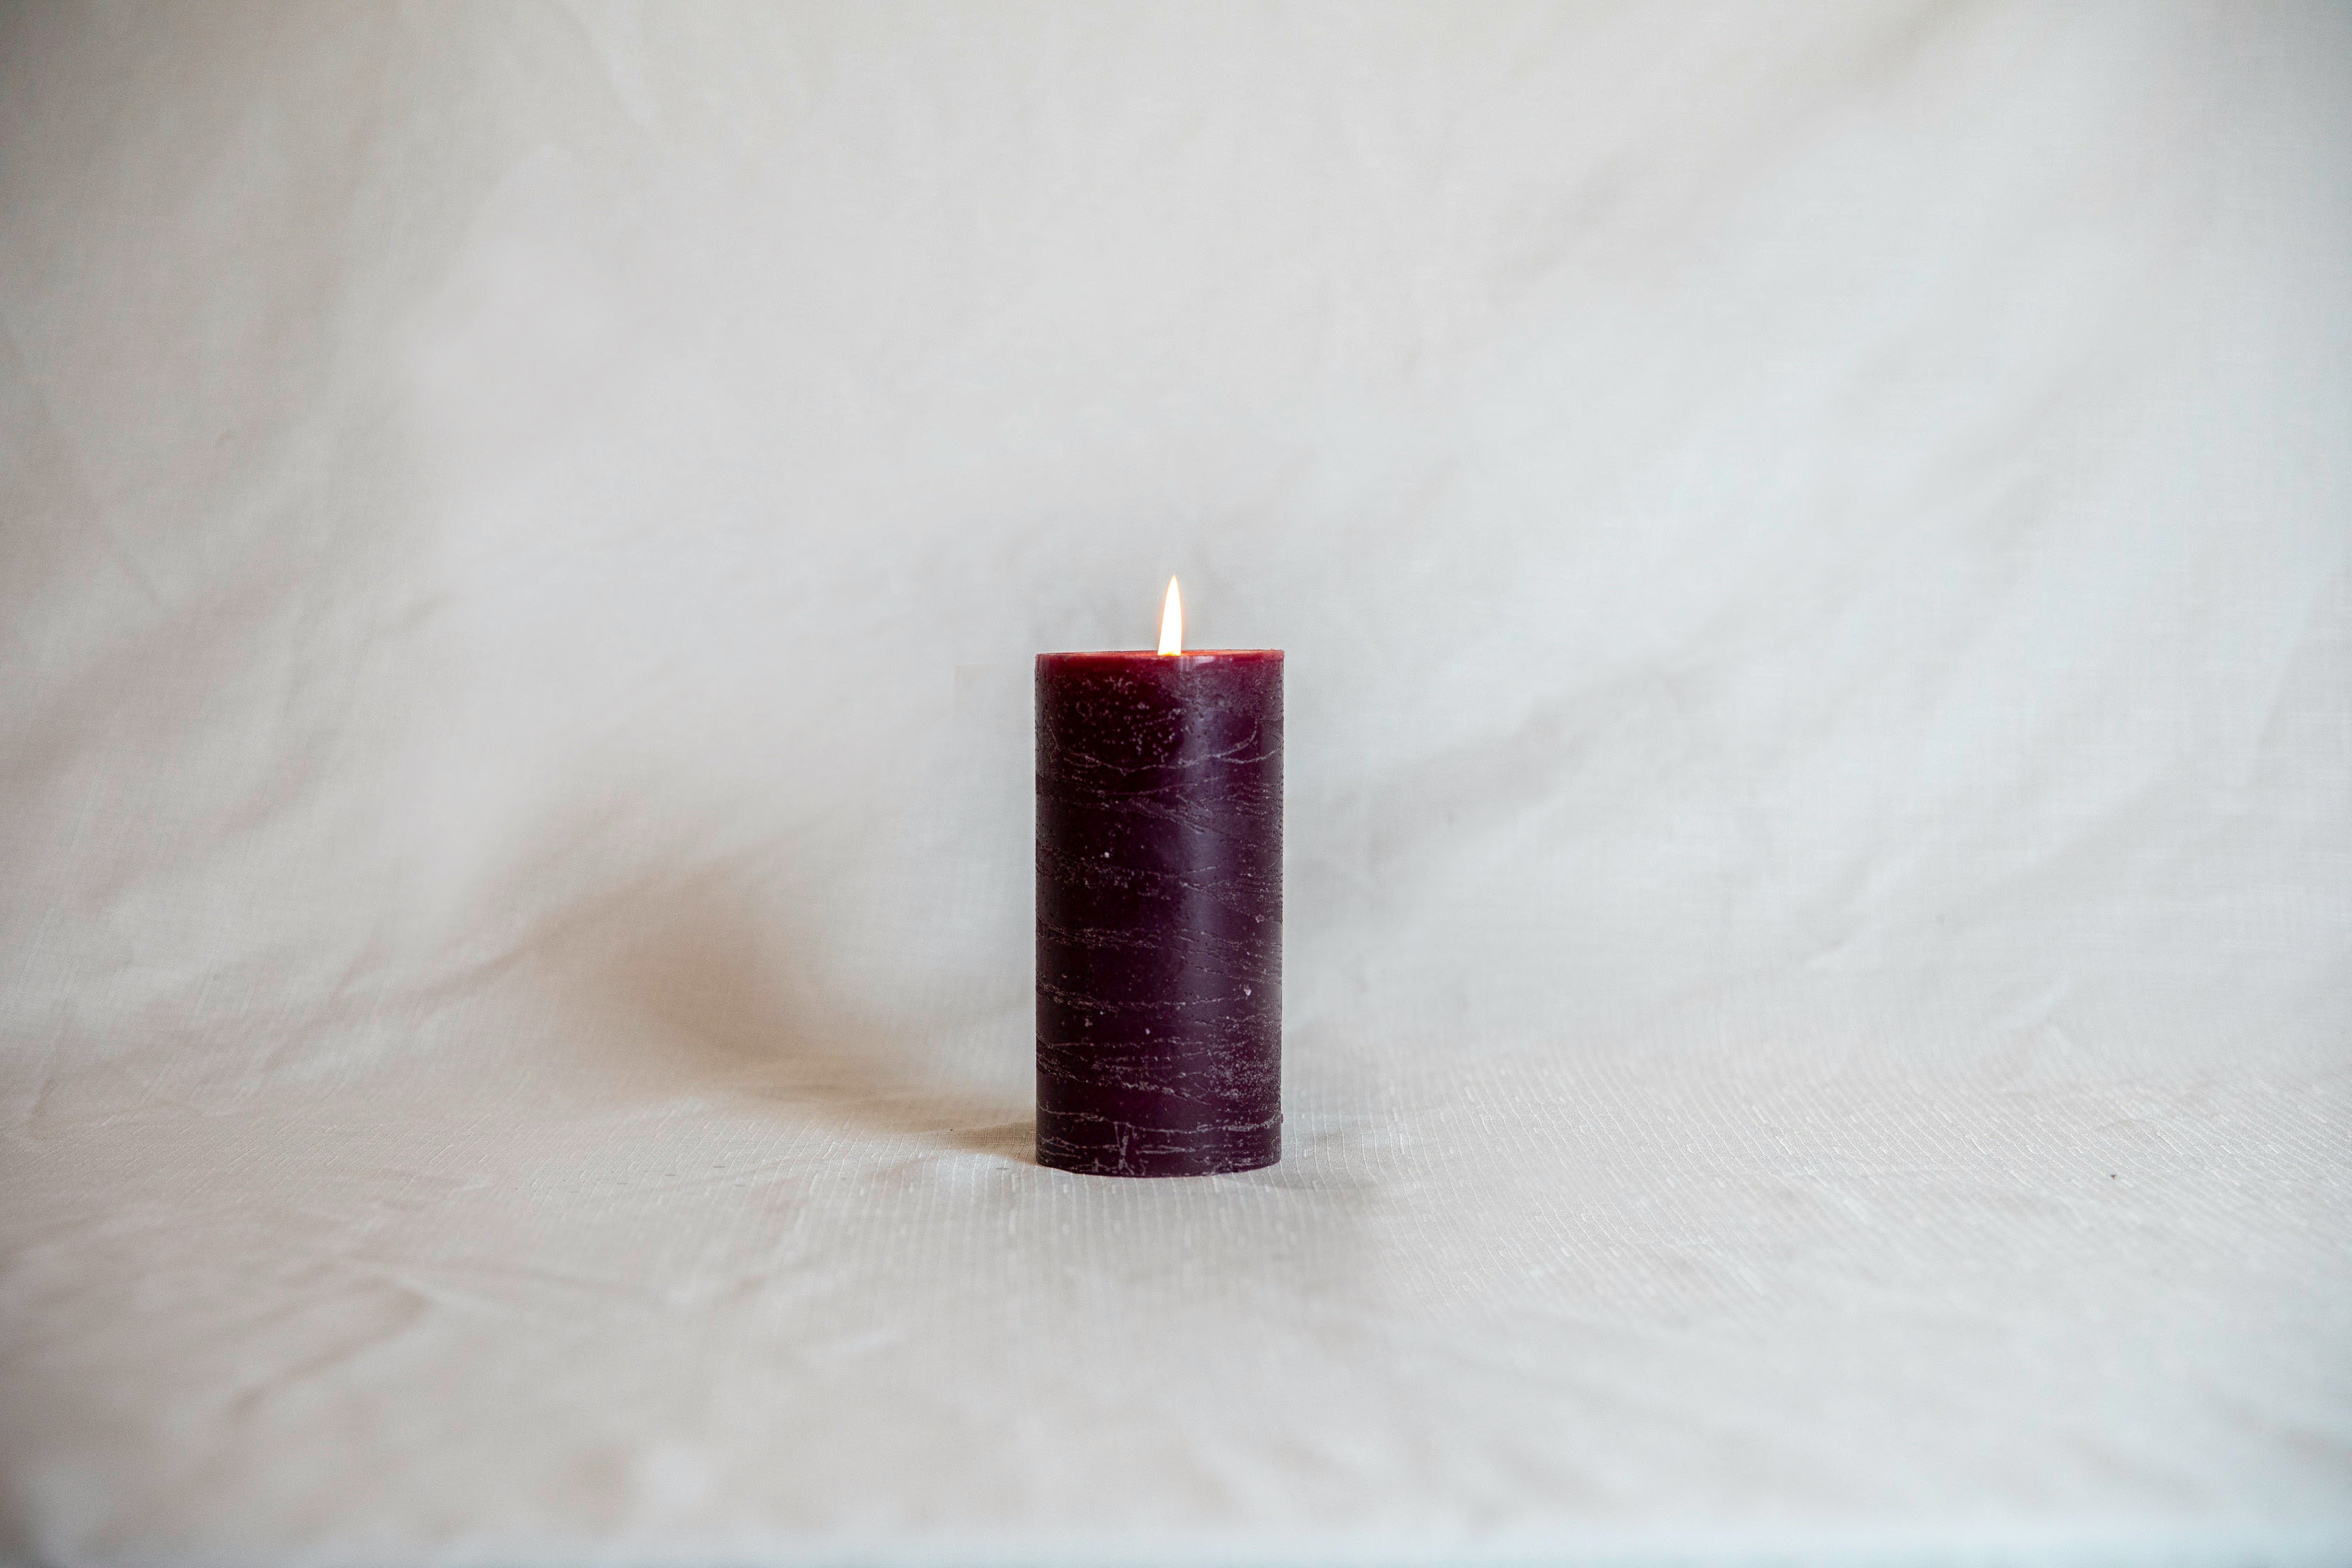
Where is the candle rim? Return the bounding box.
[1037,648,1283,660]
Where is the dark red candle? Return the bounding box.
[1035,594,1282,1177]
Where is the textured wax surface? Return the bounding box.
[3,4,2351,1565]
[1036,652,1282,1176]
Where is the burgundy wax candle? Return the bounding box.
[1035,632,1283,1177]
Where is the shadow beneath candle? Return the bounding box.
[542,862,1034,1162]
[510,841,1382,1316]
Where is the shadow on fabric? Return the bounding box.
[537,863,1034,1162]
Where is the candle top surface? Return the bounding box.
[1038,649,1282,661]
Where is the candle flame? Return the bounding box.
[1158,576,1183,655]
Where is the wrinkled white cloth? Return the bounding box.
[3,4,2348,1564]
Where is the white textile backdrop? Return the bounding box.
[3,3,2348,1563]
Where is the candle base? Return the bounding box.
[1035,1031,1281,1178]
[1035,1109,1281,1178]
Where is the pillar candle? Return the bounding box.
[1034,584,1283,1176]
